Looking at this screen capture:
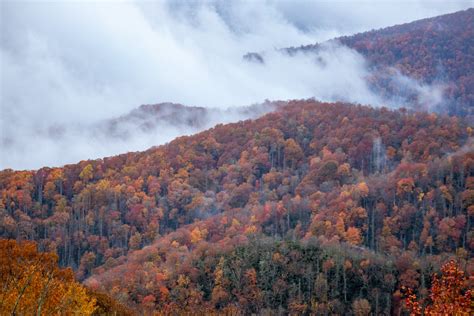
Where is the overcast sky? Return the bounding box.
[1,0,472,170]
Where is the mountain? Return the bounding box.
[249,9,474,118]
[1,100,472,313]
[102,102,276,141]
[14,102,274,154]
[0,101,275,170]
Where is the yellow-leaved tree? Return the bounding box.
[403,259,472,315]
[0,239,96,315]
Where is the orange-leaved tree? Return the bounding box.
[0,239,96,315]
[403,259,472,315]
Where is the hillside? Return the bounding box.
[0,101,274,170]
[255,9,474,118]
[1,100,472,313]
[103,102,275,140]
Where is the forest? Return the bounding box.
[284,8,474,118]
[1,100,472,313]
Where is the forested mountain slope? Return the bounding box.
[1,100,472,313]
[263,9,474,118]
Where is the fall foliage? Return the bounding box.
[1,4,473,314]
[403,259,473,315]
[0,99,472,314]
[285,8,474,118]
[0,239,96,315]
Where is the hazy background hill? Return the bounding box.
[250,8,474,118]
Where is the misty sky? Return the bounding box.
[0,0,472,170]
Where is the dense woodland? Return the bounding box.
[1,100,472,313]
[285,9,474,119]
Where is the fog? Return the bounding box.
[0,0,471,170]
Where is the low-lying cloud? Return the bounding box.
[0,0,470,170]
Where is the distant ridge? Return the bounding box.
[247,8,474,118]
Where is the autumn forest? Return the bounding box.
[1,4,473,316]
